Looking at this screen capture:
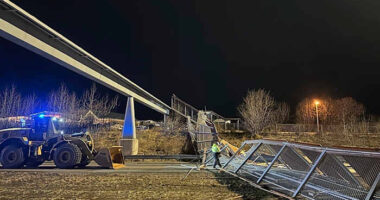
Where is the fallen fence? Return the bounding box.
[205,139,380,200]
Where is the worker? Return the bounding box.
[211,143,222,168]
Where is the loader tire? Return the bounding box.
[0,145,25,169]
[53,143,82,169]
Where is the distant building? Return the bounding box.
[1,111,162,131]
[136,120,160,130]
[204,110,241,130]
[80,110,124,124]
[80,110,99,124]
[0,115,29,122]
[102,112,125,124]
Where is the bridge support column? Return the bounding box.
[163,114,168,124]
[120,97,138,155]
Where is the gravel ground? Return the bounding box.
[0,169,278,200]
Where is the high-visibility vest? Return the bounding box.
[211,144,220,153]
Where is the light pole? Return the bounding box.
[314,100,320,133]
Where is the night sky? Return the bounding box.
[2,0,380,119]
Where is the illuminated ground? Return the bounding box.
[0,162,278,200]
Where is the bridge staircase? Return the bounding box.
[169,94,217,153]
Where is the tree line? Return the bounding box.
[0,83,119,120]
[296,97,365,131]
[239,89,368,137]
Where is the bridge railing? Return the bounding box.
[206,139,380,200]
[191,123,217,153]
[171,94,199,123]
[171,94,241,131]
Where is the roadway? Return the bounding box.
[0,161,200,174]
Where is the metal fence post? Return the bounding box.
[223,143,246,169]
[234,142,262,174]
[365,173,380,200]
[257,144,287,184]
[292,149,327,198]
[267,144,291,170]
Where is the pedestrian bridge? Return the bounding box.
[203,139,380,200]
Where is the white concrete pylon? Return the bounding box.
[120,97,138,155]
[122,97,136,139]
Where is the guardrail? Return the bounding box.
[205,139,380,200]
[123,154,200,160]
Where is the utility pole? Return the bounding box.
[315,100,320,133]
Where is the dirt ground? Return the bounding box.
[0,163,278,200]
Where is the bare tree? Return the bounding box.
[296,97,334,125]
[81,83,98,112]
[81,83,119,118]
[296,97,367,133]
[47,83,80,119]
[46,83,118,123]
[21,94,38,115]
[0,85,21,117]
[238,89,277,137]
[296,98,314,125]
[335,97,365,133]
[96,94,119,118]
[0,85,37,118]
[275,102,290,123]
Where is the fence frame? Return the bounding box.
[216,139,380,200]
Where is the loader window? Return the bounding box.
[32,117,48,141]
[47,118,59,136]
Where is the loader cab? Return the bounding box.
[30,112,60,141]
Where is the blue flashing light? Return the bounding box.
[39,114,45,118]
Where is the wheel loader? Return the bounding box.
[0,112,123,169]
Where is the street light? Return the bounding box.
[314,100,320,133]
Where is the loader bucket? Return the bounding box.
[109,146,125,169]
[94,146,124,169]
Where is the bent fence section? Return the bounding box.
[205,139,380,200]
